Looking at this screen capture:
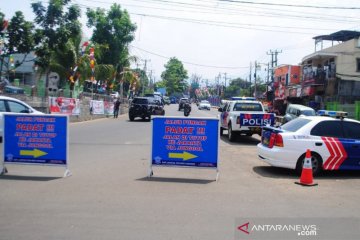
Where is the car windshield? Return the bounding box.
[148,98,160,104]
[301,110,316,116]
[233,103,262,111]
[201,101,209,104]
[132,98,148,104]
[281,118,312,132]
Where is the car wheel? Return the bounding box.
[129,115,134,121]
[296,152,323,176]
[220,127,224,136]
[228,123,236,142]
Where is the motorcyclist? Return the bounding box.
[184,100,191,117]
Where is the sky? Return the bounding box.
[1,0,360,86]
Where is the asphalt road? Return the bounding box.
[1,104,360,240]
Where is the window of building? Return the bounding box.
[357,58,360,72]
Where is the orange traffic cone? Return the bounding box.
[295,149,318,186]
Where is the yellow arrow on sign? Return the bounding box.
[20,149,48,158]
[169,151,197,161]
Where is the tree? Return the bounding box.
[86,4,136,67]
[224,77,251,98]
[161,57,188,95]
[189,74,201,99]
[31,0,81,92]
[0,11,35,79]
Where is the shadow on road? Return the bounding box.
[136,176,215,184]
[253,166,360,180]
[253,166,298,179]
[126,119,151,123]
[220,135,261,146]
[0,175,61,181]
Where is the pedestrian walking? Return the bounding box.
[114,98,121,118]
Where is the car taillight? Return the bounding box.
[274,134,284,147]
[268,133,284,148]
[236,116,240,124]
[268,133,275,148]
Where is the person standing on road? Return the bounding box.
[113,98,121,118]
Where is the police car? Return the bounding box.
[218,97,274,141]
[257,111,360,175]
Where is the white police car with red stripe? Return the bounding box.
[257,111,360,175]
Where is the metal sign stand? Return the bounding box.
[148,163,220,182]
[0,165,8,175]
[63,168,72,178]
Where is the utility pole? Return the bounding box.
[274,50,282,67]
[267,49,282,82]
[249,62,253,96]
[223,72,227,88]
[267,62,270,85]
[254,61,257,98]
[149,70,153,91]
[141,59,150,96]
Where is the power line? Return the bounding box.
[75,2,346,34]
[218,0,360,10]
[79,0,360,24]
[130,45,249,69]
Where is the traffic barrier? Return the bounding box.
[295,149,318,186]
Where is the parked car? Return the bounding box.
[128,97,165,121]
[198,100,211,110]
[170,97,177,104]
[0,96,44,143]
[178,98,189,111]
[257,111,360,175]
[0,77,25,94]
[283,104,316,123]
[163,96,171,105]
[145,93,165,105]
[218,98,271,140]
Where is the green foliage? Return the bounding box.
[189,74,201,98]
[0,11,35,76]
[161,57,188,95]
[31,0,81,71]
[86,4,136,67]
[224,77,251,98]
[132,68,149,95]
[7,12,34,54]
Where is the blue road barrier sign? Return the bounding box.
[3,114,68,166]
[239,113,275,127]
[151,117,219,171]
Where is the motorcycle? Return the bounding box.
[183,102,191,117]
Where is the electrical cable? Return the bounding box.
[130,45,249,69]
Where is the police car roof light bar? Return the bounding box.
[231,97,256,101]
[317,110,348,119]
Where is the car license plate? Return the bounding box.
[262,131,271,147]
